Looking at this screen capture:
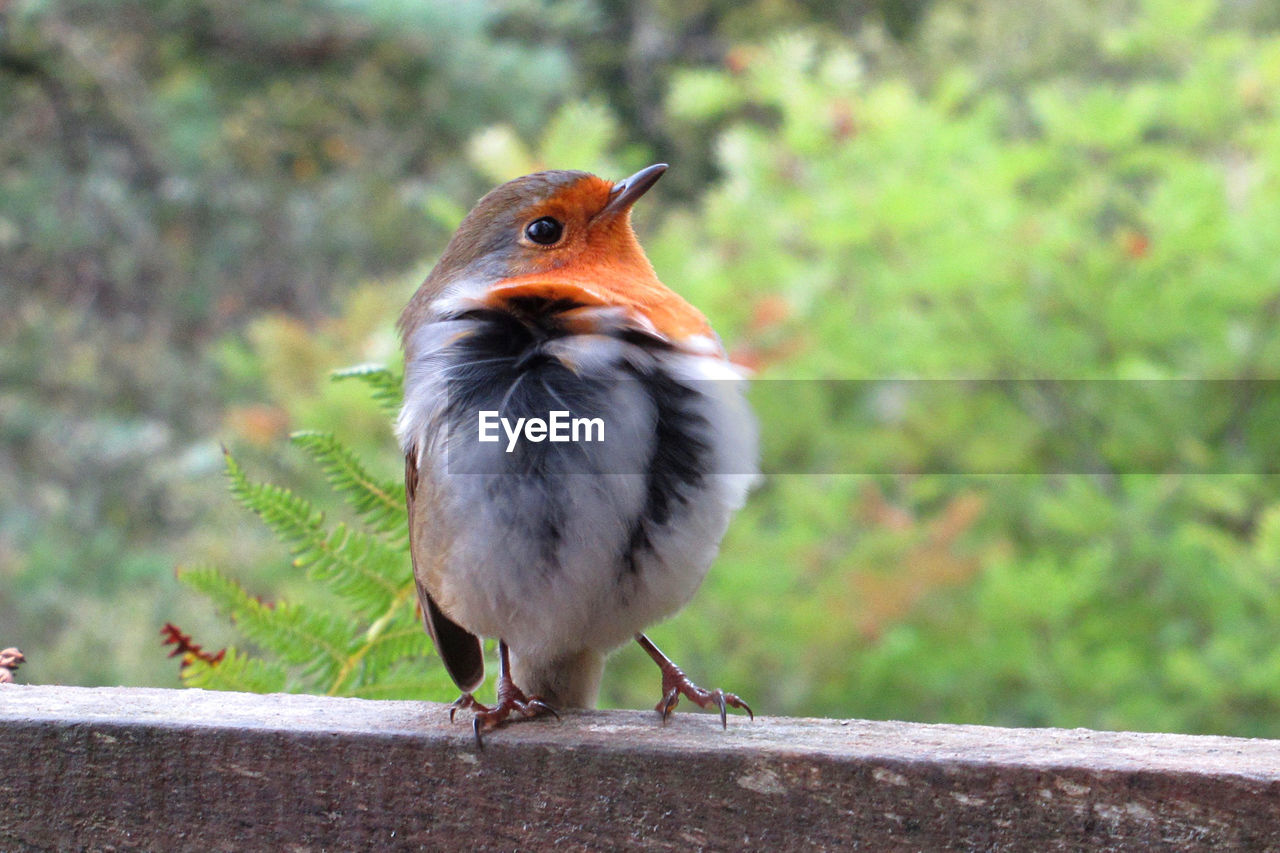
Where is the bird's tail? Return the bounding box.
[510,648,605,709]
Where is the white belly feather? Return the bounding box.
[397,310,757,663]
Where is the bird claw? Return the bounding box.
[637,633,752,728]
[445,642,560,748]
[655,671,753,728]
[469,690,559,749]
[449,683,558,749]
[448,692,490,722]
[524,697,561,721]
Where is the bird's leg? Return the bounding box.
[461,640,559,748]
[636,633,753,728]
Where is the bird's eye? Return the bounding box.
[524,216,564,245]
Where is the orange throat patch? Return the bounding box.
[483,268,715,346]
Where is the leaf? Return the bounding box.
[330,363,403,417]
[177,565,264,618]
[160,622,226,666]
[181,648,288,693]
[290,430,406,538]
[345,659,456,700]
[222,448,404,618]
[358,615,433,673]
[299,524,407,618]
[179,562,357,682]
[231,599,356,682]
[223,448,325,546]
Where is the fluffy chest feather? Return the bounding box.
[397,296,756,659]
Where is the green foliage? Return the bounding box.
[290,429,406,539]
[0,0,569,689]
[175,370,451,700]
[1,0,574,329]
[185,4,1280,737]
[605,7,1280,736]
[181,647,288,695]
[330,364,407,421]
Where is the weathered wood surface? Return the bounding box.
[1,685,1278,851]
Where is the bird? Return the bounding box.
[396,164,757,745]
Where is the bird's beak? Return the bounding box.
[603,163,668,217]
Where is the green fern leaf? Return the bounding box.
[299,524,406,617]
[323,581,420,694]
[331,363,403,417]
[290,430,406,539]
[173,366,453,701]
[181,648,288,693]
[347,680,437,700]
[178,561,356,684]
[359,619,433,673]
[346,659,456,699]
[223,448,325,544]
[177,565,263,617]
[233,598,355,679]
[223,447,404,618]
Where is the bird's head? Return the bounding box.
[402,164,714,345]
[433,163,665,286]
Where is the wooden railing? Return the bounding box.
[2,685,1278,849]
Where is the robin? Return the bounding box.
[397,164,757,745]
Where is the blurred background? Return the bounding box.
[5,0,1280,737]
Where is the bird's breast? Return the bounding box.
[405,294,722,479]
[396,292,757,657]
[481,270,718,346]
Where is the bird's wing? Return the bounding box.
[405,450,484,693]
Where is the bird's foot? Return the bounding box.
[448,687,558,749]
[636,634,753,728]
[655,664,753,728]
[447,692,490,722]
[471,676,558,748]
[447,642,559,748]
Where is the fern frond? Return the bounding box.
[290,430,406,538]
[178,562,356,682]
[232,599,356,683]
[173,373,453,701]
[300,524,406,617]
[177,565,263,617]
[181,647,288,693]
[223,448,325,546]
[331,363,403,417]
[359,619,433,673]
[346,680,436,700]
[223,447,404,618]
[324,580,419,695]
[346,659,456,700]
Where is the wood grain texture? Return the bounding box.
[2,685,1279,851]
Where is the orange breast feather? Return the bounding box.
[484,265,715,347]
